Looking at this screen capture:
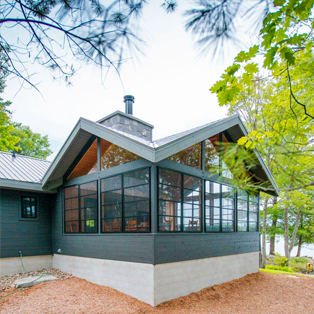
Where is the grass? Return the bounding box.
[260,268,314,278]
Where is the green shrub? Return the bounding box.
[290,257,308,272]
[265,265,293,272]
[273,254,288,267]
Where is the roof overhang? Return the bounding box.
[0,178,56,193]
[42,115,279,196]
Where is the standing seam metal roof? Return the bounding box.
[0,151,51,183]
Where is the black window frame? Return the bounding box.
[21,196,37,219]
[100,167,151,233]
[158,167,202,233]
[64,180,98,234]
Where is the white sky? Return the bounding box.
[3,1,256,161]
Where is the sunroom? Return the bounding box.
[41,96,278,306]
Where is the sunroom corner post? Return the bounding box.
[150,164,158,233]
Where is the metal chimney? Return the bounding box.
[124,95,134,115]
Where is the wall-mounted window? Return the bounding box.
[249,194,259,231]
[67,139,98,180]
[158,168,202,232]
[221,184,235,232]
[204,134,220,175]
[168,143,202,169]
[221,134,234,180]
[21,196,37,218]
[64,181,98,233]
[101,168,150,232]
[205,181,220,232]
[101,139,141,170]
[237,190,248,232]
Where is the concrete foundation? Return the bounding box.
[53,252,259,306]
[0,255,53,277]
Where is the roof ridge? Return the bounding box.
[0,150,51,163]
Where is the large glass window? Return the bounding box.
[205,134,220,175]
[101,139,141,170]
[249,194,259,231]
[221,184,235,232]
[221,134,234,179]
[64,181,98,233]
[67,139,98,180]
[205,181,221,232]
[158,168,202,232]
[183,175,201,231]
[237,190,248,232]
[101,168,150,232]
[168,143,202,169]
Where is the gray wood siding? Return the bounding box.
[154,233,260,264]
[0,189,53,258]
[52,190,154,264]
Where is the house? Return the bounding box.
[0,95,278,306]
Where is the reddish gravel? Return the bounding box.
[1,272,314,314]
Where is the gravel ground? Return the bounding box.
[1,271,314,314]
[0,269,72,291]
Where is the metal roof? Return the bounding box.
[0,151,51,183]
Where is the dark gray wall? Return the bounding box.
[0,188,54,258]
[52,189,154,264]
[154,232,259,264]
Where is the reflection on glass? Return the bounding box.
[249,193,259,231]
[237,189,248,232]
[221,184,235,232]
[67,139,97,180]
[101,139,140,170]
[101,168,150,233]
[205,181,221,232]
[64,181,98,233]
[168,143,201,169]
[205,134,220,175]
[221,134,234,179]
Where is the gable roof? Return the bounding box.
[40,114,278,195]
[0,151,54,192]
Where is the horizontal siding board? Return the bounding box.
[154,233,259,264]
[0,189,53,258]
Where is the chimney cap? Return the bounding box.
[124,95,135,103]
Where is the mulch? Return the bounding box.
[1,271,314,314]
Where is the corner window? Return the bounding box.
[205,181,221,232]
[21,196,37,218]
[64,181,98,233]
[101,168,150,232]
[249,194,259,231]
[237,190,248,232]
[158,168,202,232]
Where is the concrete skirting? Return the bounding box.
[0,255,53,277]
[53,254,155,305]
[53,252,259,306]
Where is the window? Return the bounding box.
[249,194,259,231]
[101,139,141,170]
[221,134,234,179]
[237,190,248,232]
[21,196,37,218]
[158,168,202,232]
[64,181,98,233]
[168,143,202,169]
[205,181,220,232]
[204,134,220,175]
[67,139,98,180]
[101,168,150,232]
[221,184,235,232]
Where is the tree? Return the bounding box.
[10,123,52,159]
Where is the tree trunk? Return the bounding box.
[296,235,302,257]
[269,197,278,255]
[261,198,269,269]
[284,205,303,266]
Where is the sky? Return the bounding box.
[3,0,255,161]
